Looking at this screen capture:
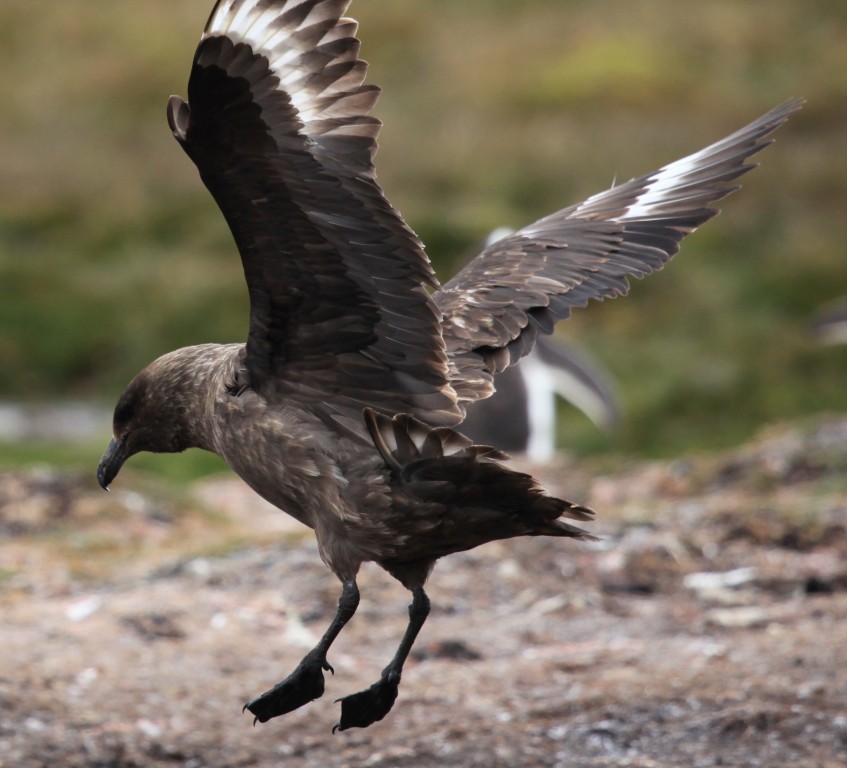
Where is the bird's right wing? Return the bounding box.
[167,0,460,425]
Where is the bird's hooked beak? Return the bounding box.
[97,437,128,491]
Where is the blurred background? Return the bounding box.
[1,0,846,479]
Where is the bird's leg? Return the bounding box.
[333,586,430,732]
[245,578,360,724]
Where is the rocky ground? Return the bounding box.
[2,417,846,767]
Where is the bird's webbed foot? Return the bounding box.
[246,578,360,725]
[244,652,333,724]
[332,671,400,732]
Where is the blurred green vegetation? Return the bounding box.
[0,438,228,483]
[1,0,846,464]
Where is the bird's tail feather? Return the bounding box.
[364,408,597,541]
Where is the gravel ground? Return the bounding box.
[2,418,846,767]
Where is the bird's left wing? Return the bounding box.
[436,99,802,407]
[168,0,460,424]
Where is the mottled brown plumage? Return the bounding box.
[98,0,800,732]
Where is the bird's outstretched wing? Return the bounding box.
[435,99,803,407]
[168,0,460,424]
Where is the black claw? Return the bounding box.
[241,702,260,727]
[244,654,330,724]
[333,674,400,732]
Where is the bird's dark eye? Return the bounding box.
[113,407,131,432]
[112,390,138,433]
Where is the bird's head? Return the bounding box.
[96,349,213,490]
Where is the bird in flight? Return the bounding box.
[97,0,801,732]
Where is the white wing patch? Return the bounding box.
[573,145,714,222]
[203,0,369,133]
[568,123,755,224]
[619,152,711,219]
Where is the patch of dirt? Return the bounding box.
[2,418,847,767]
